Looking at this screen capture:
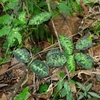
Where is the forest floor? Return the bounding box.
[0,2,100,100]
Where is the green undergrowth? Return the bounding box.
[0,0,100,100]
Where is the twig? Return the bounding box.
[28,42,58,65]
[45,1,73,82]
[65,66,71,80]
[0,42,58,76]
[23,1,30,18]
[0,62,22,76]
[46,0,62,52]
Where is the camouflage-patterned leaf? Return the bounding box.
[46,48,60,57]
[13,49,30,63]
[75,53,94,70]
[29,60,49,77]
[46,50,66,67]
[59,35,74,55]
[66,55,76,72]
[29,12,51,25]
[76,38,93,50]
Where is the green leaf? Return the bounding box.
[66,91,73,100]
[85,83,92,92]
[59,35,74,55]
[39,84,48,93]
[57,80,64,91]
[88,92,100,98]
[13,19,24,27]
[3,0,19,11]
[57,2,72,15]
[46,49,66,67]
[69,79,76,84]
[0,14,13,25]
[46,48,60,57]
[76,38,93,50]
[27,1,34,13]
[13,49,30,63]
[66,55,76,72]
[14,87,29,100]
[18,11,26,24]
[0,56,2,60]
[37,1,47,8]
[0,26,11,37]
[29,12,51,25]
[31,47,42,54]
[1,0,8,3]
[29,60,49,77]
[64,81,71,94]
[8,28,22,45]
[78,92,85,100]
[75,53,94,70]
[61,88,67,97]
[87,94,92,99]
[59,72,66,78]
[84,91,87,97]
[94,22,100,31]
[76,82,85,90]
[76,0,98,5]
[87,97,98,100]
[71,1,82,14]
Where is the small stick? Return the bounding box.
[46,0,62,52]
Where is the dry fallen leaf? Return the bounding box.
[0,64,9,75]
[69,82,76,93]
[28,96,35,100]
[51,68,66,81]
[38,41,51,49]
[32,91,52,99]
[77,70,92,79]
[88,45,100,63]
[80,5,100,31]
[69,70,93,79]
[27,71,35,85]
[92,83,100,95]
[1,93,7,100]
[24,37,32,50]
[80,0,89,15]
[0,64,9,80]
[0,47,3,57]
[48,13,81,39]
[10,57,19,66]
